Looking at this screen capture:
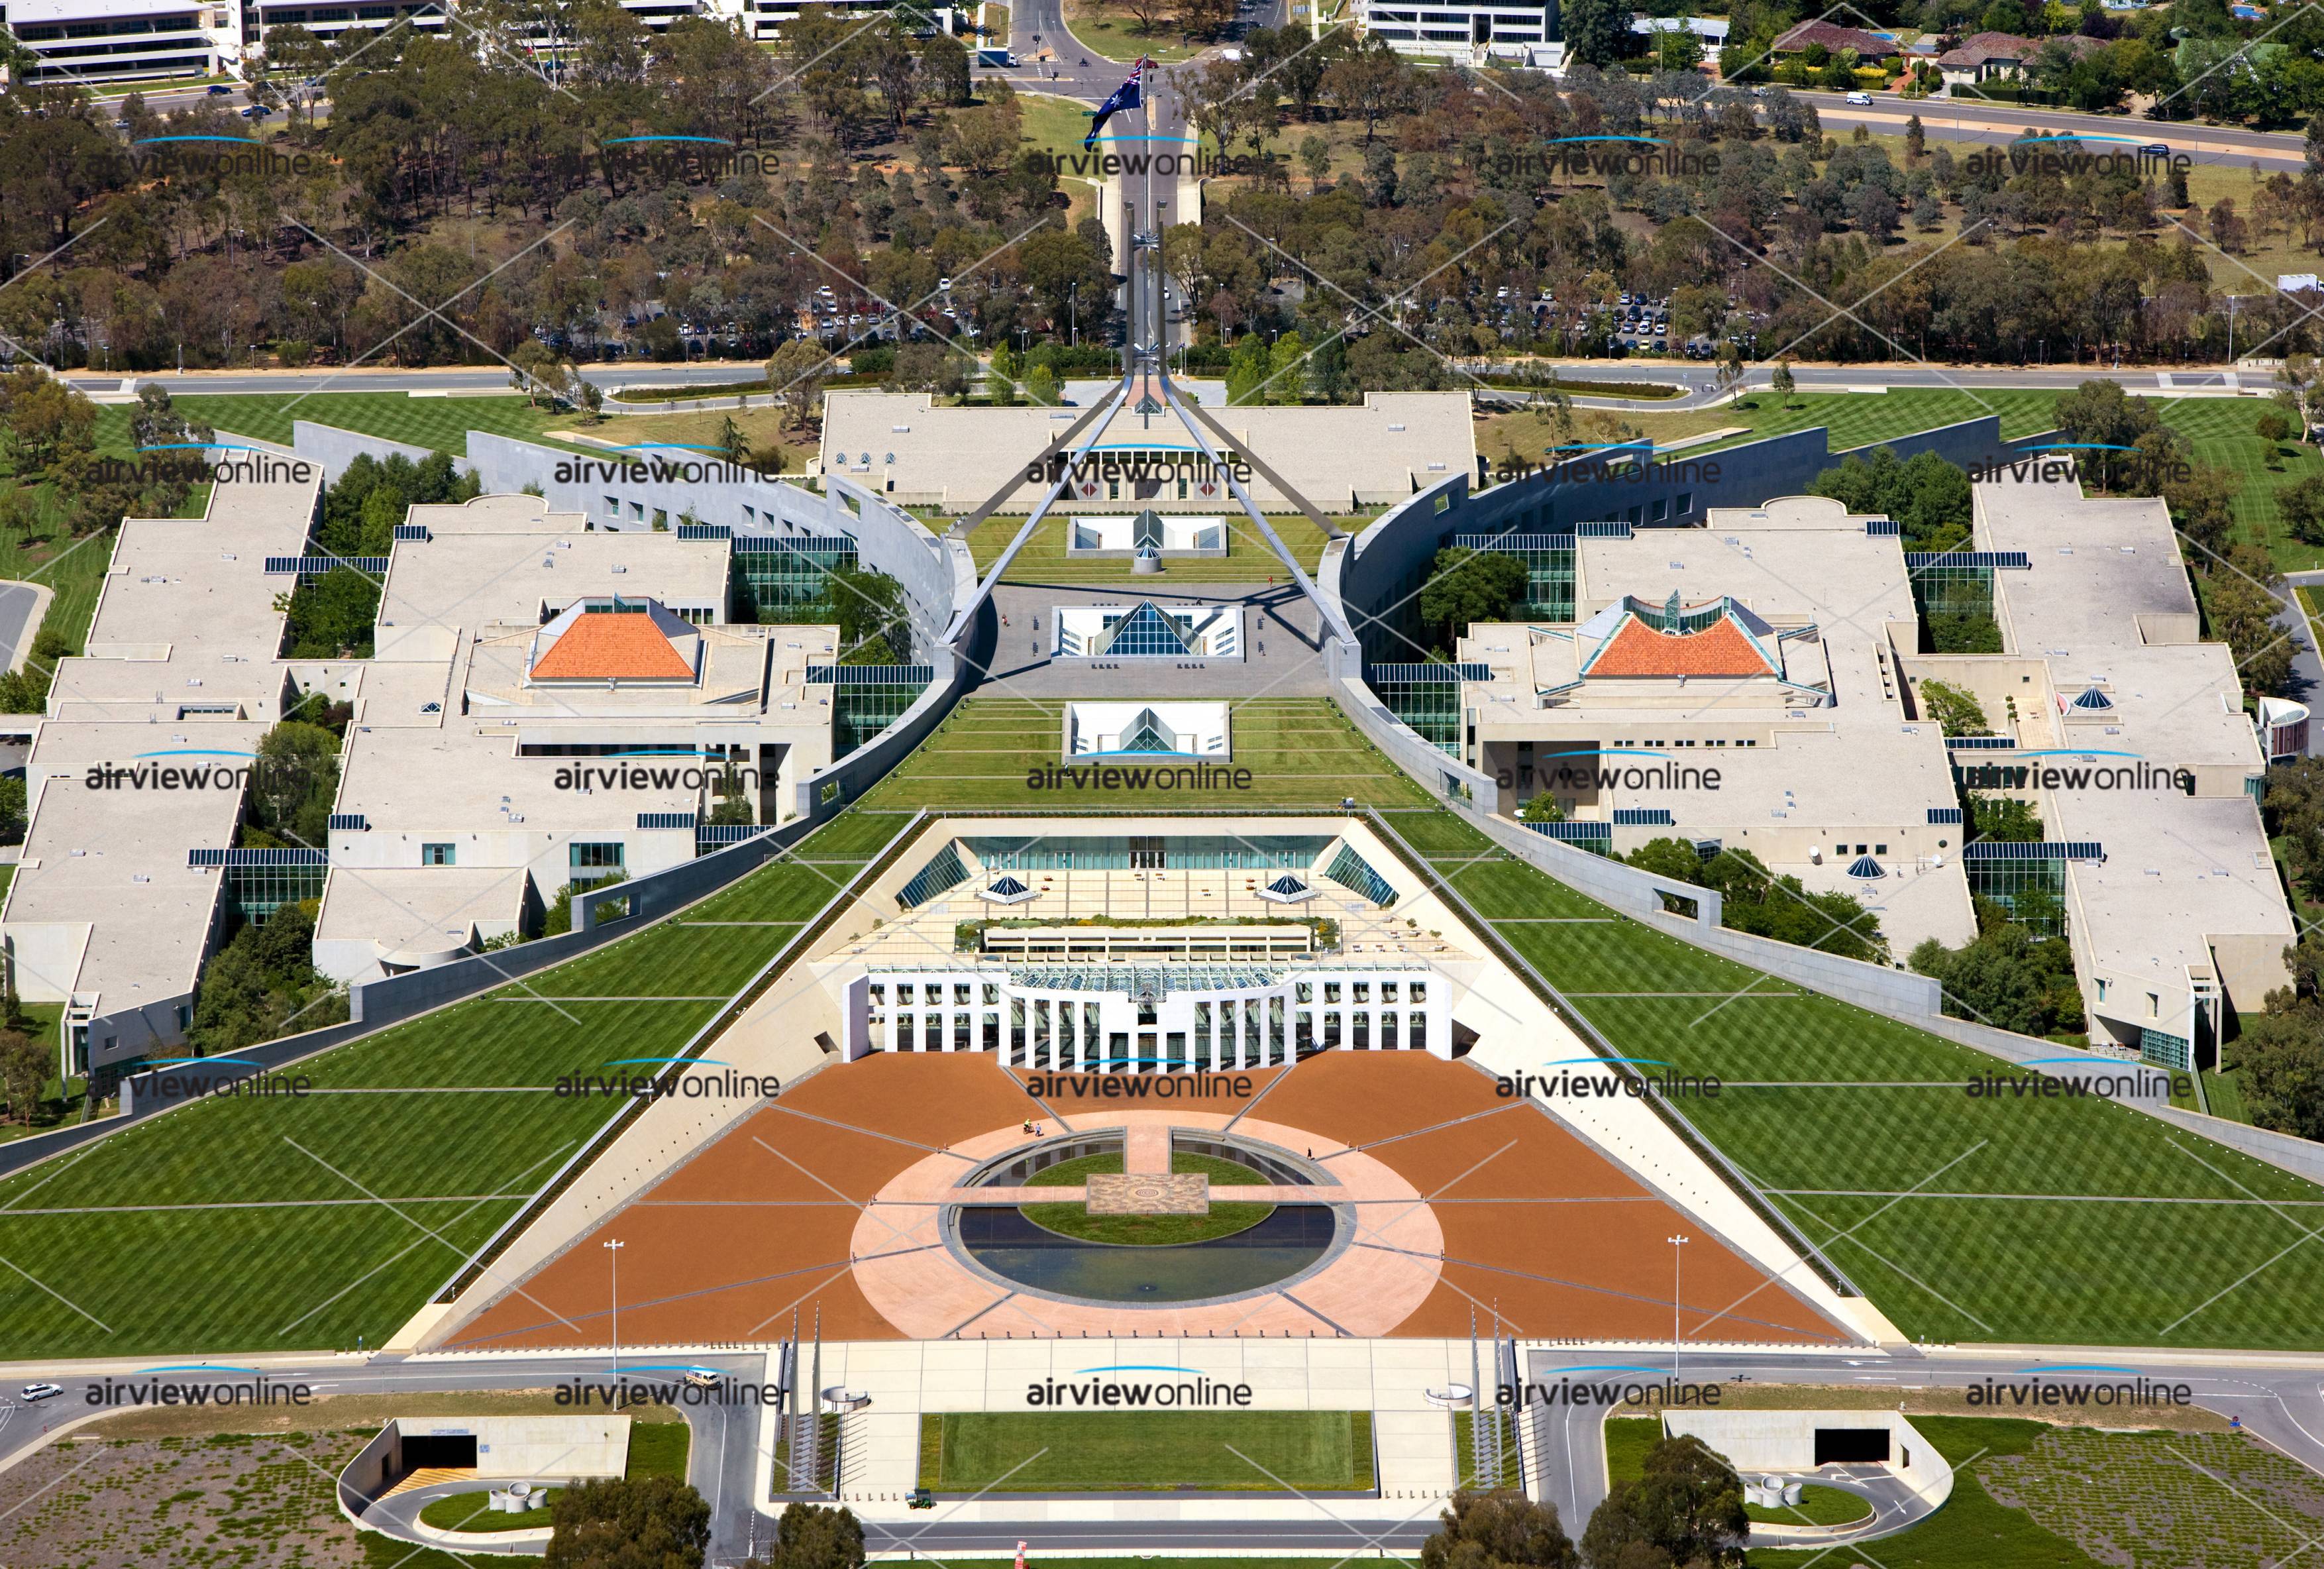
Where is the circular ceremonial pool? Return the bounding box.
[941,1127,1351,1306]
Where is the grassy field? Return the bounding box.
[1605,1415,1660,1484]
[1450,1409,1524,1490]
[967,513,1332,580]
[0,818,904,1360]
[918,1411,1375,1491]
[857,696,1434,811]
[1058,0,1205,60]
[1369,812,2324,1350]
[626,1415,692,1481]
[172,392,608,459]
[1481,382,2324,574]
[0,406,207,660]
[545,405,812,473]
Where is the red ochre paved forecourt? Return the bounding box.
[448,1051,1849,1348]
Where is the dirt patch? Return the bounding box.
[0,1427,370,1569]
[0,1393,686,1569]
[1985,1428,2324,1568]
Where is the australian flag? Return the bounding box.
[1084,58,1147,150]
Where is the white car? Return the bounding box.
[1844,91,1873,105]
[19,1383,62,1402]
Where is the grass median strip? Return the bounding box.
[917,1411,1375,1491]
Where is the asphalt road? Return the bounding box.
[0,585,44,671]
[1797,88,2307,171]
[1,1340,2319,1563]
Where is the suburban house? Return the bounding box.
[1769,19,1899,60]
[1936,30,2101,85]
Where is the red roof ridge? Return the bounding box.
[531,610,695,682]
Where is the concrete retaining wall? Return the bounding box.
[291,420,463,487]
[2148,1105,2324,1184]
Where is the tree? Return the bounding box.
[1917,678,1990,736]
[2236,1007,2324,1140]
[752,1502,865,1569]
[1713,342,1744,404]
[1913,904,2087,1035]
[0,1029,44,1126]
[2286,476,2324,548]
[1579,1433,1748,1569]
[187,900,346,1055]
[1226,333,1268,406]
[1519,792,1565,823]
[1418,547,1530,646]
[1905,113,1926,162]
[543,871,631,937]
[279,567,383,659]
[1967,792,2044,842]
[2267,757,2324,904]
[827,563,912,663]
[1320,40,1416,146]
[922,32,971,106]
[2054,377,2160,456]
[1420,1490,1575,1569]
[545,1476,712,1569]
[1300,133,1331,191]
[1267,331,1310,404]
[766,339,831,432]
[247,720,344,849]
[1769,358,1795,409]
[1558,0,1630,68]
[2259,408,2294,448]
[0,370,97,475]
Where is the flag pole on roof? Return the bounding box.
[1084,56,1149,150]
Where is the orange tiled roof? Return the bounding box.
[531,612,694,681]
[1588,615,1776,678]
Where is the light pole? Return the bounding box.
[604,1238,625,1389]
[1667,1234,1689,1383]
[1070,283,1079,347]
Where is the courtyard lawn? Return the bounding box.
[966,513,1331,582]
[1020,1151,1277,1244]
[855,696,1434,811]
[1367,818,2324,1351]
[1745,1484,1873,1526]
[0,816,914,1361]
[917,1411,1374,1491]
[419,1488,560,1532]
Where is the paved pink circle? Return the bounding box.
[849,1110,1445,1338]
